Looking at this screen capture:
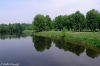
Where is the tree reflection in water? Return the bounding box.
[32,36,100,59]
[0,33,28,40]
[86,48,100,58]
[53,39,85,56]
[32,36,52,52]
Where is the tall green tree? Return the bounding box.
[45,15,52,31]
[33,14,46,32]
[86,9,100,31]
[53,15,64,30]
[33,14,52,32]
[71,11,85,31]
[97,12,100,30]
[63,15,73,31]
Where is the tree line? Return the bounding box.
[0,9,100,34]
[33,9,100,32]
[0,23,32,34]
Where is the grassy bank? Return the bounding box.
[34,31,100,48]
[22,30,33,35]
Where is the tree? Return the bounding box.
[97,12,100,30]
[63,15,73,31]
[0,24,9,33]
[45,15,52,31]
[0,23,24,34]
[14,23,23,33]
[71,11,85,31]
[86,9,100,31]
[33,14,46,32]
[53,15,64,30]
[33,14,52,32]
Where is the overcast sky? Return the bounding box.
[0,0,100,24]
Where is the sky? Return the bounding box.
[0,0,100,24]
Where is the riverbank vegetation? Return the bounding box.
[0,23,32,34]
[32,9,100,48]
[34,31,100,48]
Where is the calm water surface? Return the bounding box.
[0,35,100,66]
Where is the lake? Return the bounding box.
[0,35,100,66]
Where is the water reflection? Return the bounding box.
[32,36,52,52]
[0,34,100,59]
[0,34,28,40]
[32,36,100,58]
[54,39,85,56]
[86,48,100,58]
[0,35,100,66]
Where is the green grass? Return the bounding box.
[34,31,100,48]
[22,30,33,35]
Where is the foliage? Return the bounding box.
[53,15,64,30]
[32,9,100,32]
[71,11,85,31]
[86,9,100,31]
[32,14,52,32]
[0,23,32,34]
[21,23,33,30]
